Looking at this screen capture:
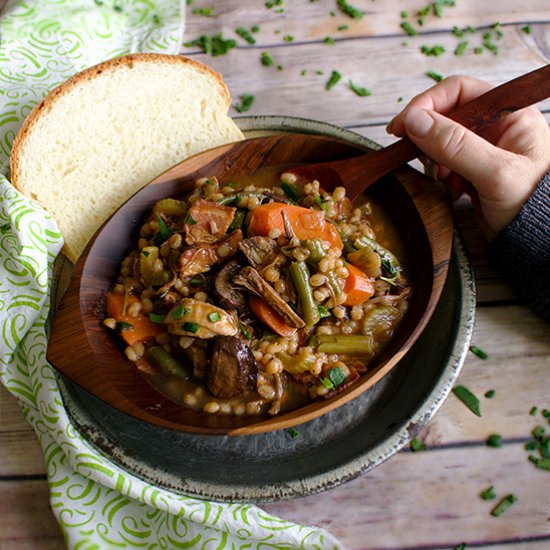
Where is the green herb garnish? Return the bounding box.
[208,311,221,323]
[328,367,347,387]
[401,22,418,36]
[410,437,426,452]
[281,183,303,203]
[338,24,349,31]
[474,47,484,54]
[469,345,488,360]
[401,11,409,18]
[349,79,372,97]
[235,27,256,44]
[454,40,469,56]
[324,36,336,45]
[426,70,444,82]
[486,434,502,447]
[287,427,299,438]
[116,321,134,331]
[484,389,496,398]
[421,45,446,56]
[530,406,538,416]
[313,195,328,210]
[521,25,532,34]
[284,34,294,42]
[157,214,172,241]
[192,7,214,16]
[491,494,517,516]
[336,0,364,19]
[320,377,334,389]
[452,385,481,416]
[452,26,465,37]
[261,51,274,66]
[235,93,255,113]
[183,322,200,333]
[184,213,197,226]
[480,485,496,501]
[318,305,332,318]
[326,70,342,90]
[149,313,166,324]
[184,33,236,56]
[171,305,191,319]
[380,257,397,278]
[240,323,252,340]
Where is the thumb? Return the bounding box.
[402,107,511,191]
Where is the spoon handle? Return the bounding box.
[383,64,550,170]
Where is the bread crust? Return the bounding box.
[10,53,231,190]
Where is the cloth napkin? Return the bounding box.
[0,1,342,548]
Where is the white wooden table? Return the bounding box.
[1,1,549,548]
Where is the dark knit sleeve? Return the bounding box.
[488,172,550,321]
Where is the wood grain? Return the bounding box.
[2,0,550,548]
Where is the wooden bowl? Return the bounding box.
[47,132,453,435]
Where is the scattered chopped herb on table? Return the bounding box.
[521,25,532,34]
[452,385,481,416]
[287,427,299,438]
[336,0,364,19]
[324,36,336,45]
[530,406,538,416]
[326,70,342,90]
[486,434,502,447]
[261,51,274,66]
[184,34,236,56]
[484,389,496,399]
[421,44,446,56]
[349,80,371,97]
[338,24,349,31]
[192,7,214,16]
[401,22,418,36]
[474,47,484,54]
[454,40,469,56]
[284,34,294,42]
[410,437,426,452]
[480,485,496,500]
[235,27,256,44]
[491,494,517,516]
[426,70,444,82]
[469,345,488,360]
[235,93,255,113]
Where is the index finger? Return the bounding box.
[387,75,494,136]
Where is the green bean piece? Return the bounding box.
[289,261,320,328]
[228,209,246,231]
[316,334,373,354]
[303,239,327,264]
[354,235,401,274]
[145,346,189,380]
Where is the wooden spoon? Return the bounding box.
[290,64,550,200]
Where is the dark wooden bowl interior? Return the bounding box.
[47,133,453,435]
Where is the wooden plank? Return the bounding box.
[182,25,550,128]
[183,0,550,41]
[263,443,550,549]
[0,480,64,550]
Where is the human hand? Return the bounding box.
[386,75,550,239]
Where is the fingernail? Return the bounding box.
[403,108,434,138]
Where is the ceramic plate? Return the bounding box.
[53,116,475,502]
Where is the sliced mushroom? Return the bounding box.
[213,259,246,311]
[205,336,258,399]
[233,266,305,329]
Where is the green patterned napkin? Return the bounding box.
[0,1,341,548]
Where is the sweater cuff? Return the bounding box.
[488,172,550,321]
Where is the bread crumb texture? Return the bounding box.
[11,54,244,263]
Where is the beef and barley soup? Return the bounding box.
[103,171,411,417]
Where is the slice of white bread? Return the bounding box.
[10,53,244,263]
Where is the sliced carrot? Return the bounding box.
[106,291,164,346]
[248,203,343,250]
[249,295,297,337]
[343,264,375,306]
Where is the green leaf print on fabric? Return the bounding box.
[0,1,342,548]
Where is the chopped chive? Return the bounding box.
[536,458,550,470]
[530,406,538,416]
[251,25,260,33]
[184,34,237,56]
[235,93,255,113]
[287,427,299,438]
[417,18,424,27]
[277,65,284,71]
[313,195,328,210]
[157,214,172,240]
[189,277,204,286]
[281,182,303,203]
[454,40,469,56]
[418,6,430,17]
[185,213,197,225]
[240,323,252,340]
[454,545,466,550]
[182,322,200,333]
[400,11,409,18]
[484,389,496,398]
[326,70,342,90]
[491,494,517,516]
[235,27,256,44]
[116,321,134,331]
[300,69,307,76]
[410,437,426,452]
[149,313,166,324]
[261,51,274,66]
[284,34,294,42]
[328,367,347,386]
[480,485,496,500]
[349,79,372,97]
[452,26,465,37]
[532,425,545,439]
[171,305,191,319]
[542,409,550,418]
[426,70,444,82]
[192,7,214,16]
[318,305,332,318]
[486,434,502,447]
[483,39,499,55]
[525,440,538,451]
[338,24,349,31]
[324,36,336,45]
[208,311,221,323]
[336,0,364,19]
[320,377,334,389]
[452,385,481,416]
[397,96,404,102]
[521,25,532,34]
[474,47,484,54]
[401,22,418,36]
[421,44,446,56]
[316,69,325,75]
[469,345,488,360]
